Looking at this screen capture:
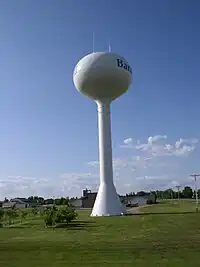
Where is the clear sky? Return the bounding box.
[0,0,200,199]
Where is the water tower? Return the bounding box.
[73,52,132,216]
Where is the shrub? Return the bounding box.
[19,209,28,223]
[44,212,54,226]
[55,206,77,224]
[43,206,57,227]
[0,209,4,227]
[31,207,39,216]
[4,208,18,225]
[43,205,77,227]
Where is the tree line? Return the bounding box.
[124,186,198,200]
[2,196,76,206]
[1,185,198,206]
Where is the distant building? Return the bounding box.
[2,201,27,209]
[69,189,97,209]
[70,198,82,208]
[69,189,156,209]
[2,198,37,209]
[82,189,97,208]
[122,194,156,207]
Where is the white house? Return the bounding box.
[2,201,27,209]
[2,198,35,209]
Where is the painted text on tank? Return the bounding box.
[117,58,132,74]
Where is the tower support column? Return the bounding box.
[90,100,125,216]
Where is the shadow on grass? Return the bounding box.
[1,225,29,229]
[54,220,97,230]
[126,211,198,216]
[4,224,43,229]
[3,220,97,230]
[156,201,169,204]
[74,220,96,224]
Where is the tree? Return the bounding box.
[4,208,18,225]
[150,191,157,203]
[43,206,57,226]
[0,209,4,227]
[18,209,29,224]
[31,207,39,216]
[137,191,146,196]
[44,198,54,205]
[4,197,9,203]
[38,197,44,205]
[63,198,70,206]
[43,205,77,227]
[182,186,193,199]
[198,189,200,198]
[55,198,61,205]
[55,206,77,224]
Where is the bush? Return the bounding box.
[4,208,18,225]
[43,205,77,227]
[44,212,54,226]
[19,209,28,223]
[55,206,77,224]
[31,207,39,216]
[43,206,57,226]
[0,209,4,227]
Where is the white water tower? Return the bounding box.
[73,52,132,216]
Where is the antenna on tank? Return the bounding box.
[108,39,111,52]
[92,32,95,53]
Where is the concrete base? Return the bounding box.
[90,183,125,217]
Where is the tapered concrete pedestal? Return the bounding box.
[90,101,125,217]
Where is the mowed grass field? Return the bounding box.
[0,200,200,267]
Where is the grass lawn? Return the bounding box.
[0,201,200,266]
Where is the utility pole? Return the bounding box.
[190,174,200,212]
[175,185,180,202]
[170,188,173,203]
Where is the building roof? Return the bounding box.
[11,198,29,203]
[10,198,27,204]
[2,202,16,208]
[10,198,37,205]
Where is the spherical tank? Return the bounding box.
[73,52,132,101]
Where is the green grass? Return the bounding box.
[0,201,200,266]
[141,199,199,213]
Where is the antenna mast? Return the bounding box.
[93,32,95,53]
[108,39,111,52]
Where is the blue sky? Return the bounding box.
[0,0,200,198]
